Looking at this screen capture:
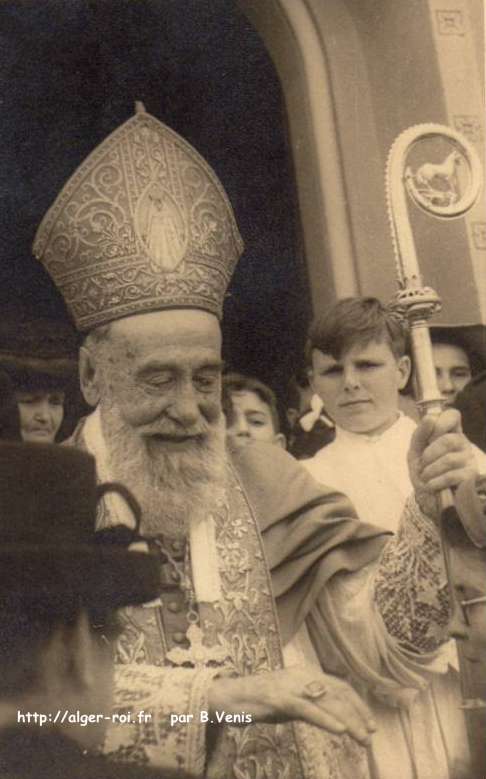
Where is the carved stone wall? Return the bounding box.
[241,0,485,325]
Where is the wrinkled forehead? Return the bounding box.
[108,310,222,361]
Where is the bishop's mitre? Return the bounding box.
[33,103,244,332]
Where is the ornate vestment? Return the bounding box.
[67,411,473,778]
[302,415,486,778]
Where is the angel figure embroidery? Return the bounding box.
[137,183,187,272]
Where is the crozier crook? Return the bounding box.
[386,123,485,770]
[386,123,481,418]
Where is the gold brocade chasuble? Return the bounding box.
[107,465,307,778]
[70,421,369,779]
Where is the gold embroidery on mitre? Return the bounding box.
[33,105,243,331]
[135,181,188,273]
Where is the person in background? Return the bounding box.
[0,370,20,440]
[223,372,286,449]
[432,336,472,406]
[302,298,414,532]
[455,369,486,453]
[303,298,486,531]
[0,319,80,443]
[0,440,184,779]
[285,369,313,431]
[446,469,486,777]
[16,385,65,443]
[286,369,335,459]
[429,325,486,407]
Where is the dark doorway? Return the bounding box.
[0,0,310,403]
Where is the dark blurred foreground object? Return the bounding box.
[455,370,486,454]
[0,318,85,442]
[0,442,185,779]
[0,318,79,380]
[0,370,20,440]
[0,729,189,779]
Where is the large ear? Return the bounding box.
[79,345,101,407]
[397,354,412,390]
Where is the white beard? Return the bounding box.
[99,399,227,538]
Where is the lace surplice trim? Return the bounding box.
[374,495,450,653]
[104,664,219,776]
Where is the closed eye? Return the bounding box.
[247,415,268,427]
[356,361,382,370]
[16,393,41,404]
[48,393,65,406]
[146,376,173,388]
[194,373,220,392]
[320,366,342,376]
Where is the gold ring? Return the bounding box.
[303,680,327,700]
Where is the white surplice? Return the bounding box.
[301,413,486,779]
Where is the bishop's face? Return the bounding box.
[96,309,224,448]
[85,310,226,536]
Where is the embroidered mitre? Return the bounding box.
[33,103,244,331]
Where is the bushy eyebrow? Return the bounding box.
[137,359,224,378]
[194,360,225,373]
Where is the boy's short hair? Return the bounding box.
[222,373,281,434]
[306,297,408,363]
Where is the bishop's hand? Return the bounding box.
[408,408,477,518]
[207,666,376,745]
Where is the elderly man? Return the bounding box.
[33,105,482,779]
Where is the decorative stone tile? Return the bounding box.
[471,222,486,250]
[435,10,465,36]
[453,115,482,144]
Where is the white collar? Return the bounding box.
[300,394,335,432]
[334,412,406,445]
